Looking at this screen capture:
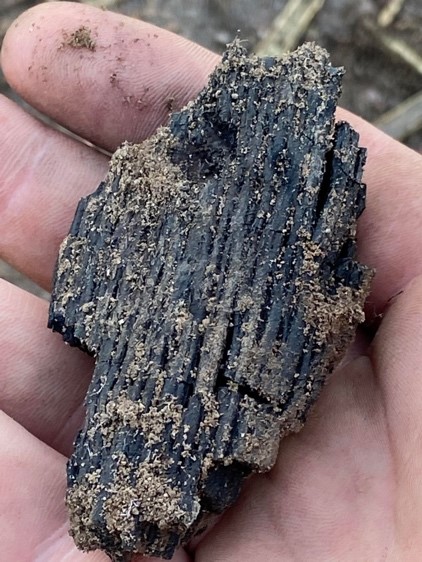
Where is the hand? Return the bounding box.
[0,3,421,561]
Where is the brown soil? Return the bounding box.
[64,25,96,50]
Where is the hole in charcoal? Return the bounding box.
[314,145,334,224]
[237,381,272,406]
[144,258,166,294]
[215,371,272,407]
[116,340,129,366]
[111,265,124,298]
[178,381,195,405]
[214,122,237,148]
[214,370,228,391]
[337,239,354,260]
[216,313,235,378]
[255,279,274,343]
[190,334,204,373]
[159,337,170,368]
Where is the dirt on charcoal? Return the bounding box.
[47,41,372,560]
[64,25,96,50]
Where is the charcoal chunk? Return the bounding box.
[49,41,373,561]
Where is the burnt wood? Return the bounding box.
[49,41,372,561]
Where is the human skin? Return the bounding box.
[0,2,421,561]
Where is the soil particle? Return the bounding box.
[166,97,175,111]
[64,26,96,51]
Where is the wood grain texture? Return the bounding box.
[49,42,372,561]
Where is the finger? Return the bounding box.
[0,94,107,289]
[1,1,219,152]
[0,411,189,562]
[0,411,106,562]
[0,279,93,456]
[370,274,422,549]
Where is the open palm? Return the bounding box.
[0,3,421,561]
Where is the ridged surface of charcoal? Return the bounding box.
[49,41,372,561]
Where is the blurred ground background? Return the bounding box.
[0,0,421,299]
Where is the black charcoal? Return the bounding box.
[49,41,372,561]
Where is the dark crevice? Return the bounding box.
[215,371,273,407]
[111,265,124,298]
[314,145,334,225]
[215,314,235,380]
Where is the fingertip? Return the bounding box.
[1,1,220,150]
[2,2,97,96]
